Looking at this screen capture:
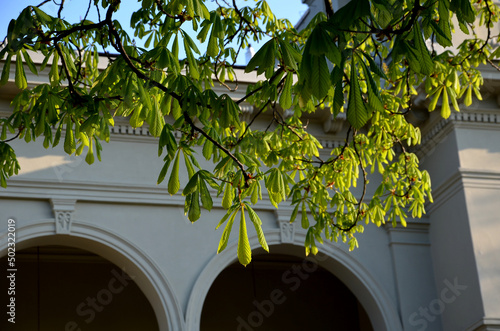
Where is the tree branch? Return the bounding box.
[183,112,251,186]
[1,131,21,143]
[57,0,65,19]
[54,43,77,98]
[487,58,500,72]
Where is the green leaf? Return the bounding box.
[207,30,219,58]
[308,24,340,66]
[217,209,237,253]
[85,139,94,164]
[222,182,235,209]
[347,59,370,128]
[64,118,75,155]
[428,86,443,112]
[290,203,300,223]
[32,6,53,25]
[361,52,387,80]
[183,149,196,177]
[172,33,180,58]
[22,49,37,75]
[184,38,200,79]
[15,54,27,89]
[219,95,241,129]
[434,1,453,47]
[330,0,371,29]
[130,105,144,127]
[181,29,200,54]
[148,100,165,137]
[123,74,135,108]
[447,86,459,111]
[301,202,309,229]
[450,0,475,24]
[183,172,199,196]
[157,158,172,185]
[278,39,299,72]
[359,56,384,113]
[458,20,469,34]
[373,2,392,28]
[215,208,232,229]
[197,20,212,43]
[168,151,180,195]
[441,86,451,119]
[250,181,261,205]
[261,0,274,19]
[412,24,434,76]
[0,54,12,86]
[188,190,201,222]
[309,54,330,100]
[184,0,195,19]
[49,51,59,87]
[246,204,268,252]
[331,66,344,116]
[156,48,170,69]
[193,0,210,19]
[199,177,213,211]
[237,208,252,266]
[202,139,213,160]
[137,80,153,111]
[207,14,223,58]
[279,73,293,109]
[245,39,276,74]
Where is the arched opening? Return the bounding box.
[201,252,373,330]
[1,245,159,330]
[0,220,185,330]
[186,234,402,331]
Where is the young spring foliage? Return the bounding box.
[1,0,499,265]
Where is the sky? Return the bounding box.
[1,0,308,65]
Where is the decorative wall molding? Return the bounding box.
[416,109,500,159]
[2,178,283,212]
[460,168,500,190]
[239,104,255,123]
[384,220,430,246]
[323,112,346,134]
[50,198,76,234]
[426,167,500,214]
[451,111,500,125]
[467,317,500,331]
[274,209,295,243]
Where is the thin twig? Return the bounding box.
[36,0,51,8]
[1,131,21,143]
[57,0,65,19]
[487,58,500,72]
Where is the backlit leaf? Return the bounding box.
[237,209,252,266]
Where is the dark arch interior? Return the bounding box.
[201,253,374,331]
[0,245,159,331]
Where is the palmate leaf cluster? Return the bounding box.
[0,0,499,265]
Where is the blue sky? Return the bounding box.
[1,0,308,65]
